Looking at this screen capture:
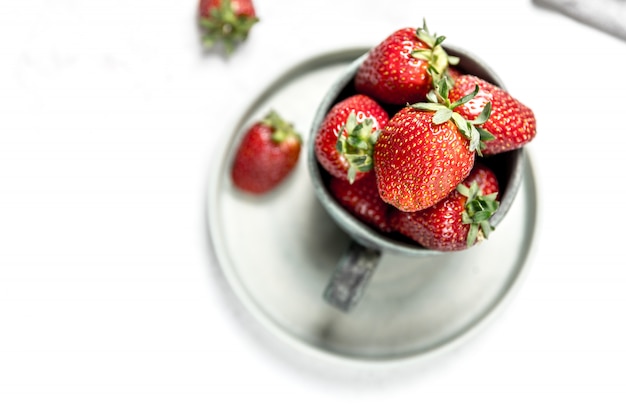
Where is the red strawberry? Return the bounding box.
[314,94,389,183]
[390,163,500,251]
[355,21,458,105]
[449,74,536,155]
[231,110,301,194]
[329,172,392,233]
[374,106,474,211]
[198,0,259,54]
[374,78,495,212]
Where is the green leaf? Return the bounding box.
[480,221,493,239]
[413,102,444,112]
[433,108,453,124]
[347,166,357,184]
[431,77,446,96]
[478,127,495,142]
[347,136,366,150]
[465,182,478,201]
[356,119,374,141]
[451,113,470,136]
[347,155,368,166]
[451,84,479,108]
[484,192,498,202]
[469,126,481,152]
[470,102,492,125]
[345,112,357,132]
[473,210,492,223]
[467,224,479,247]
[335,126,347,151]
[370,129,380,145]
[426,89,439,104]
[263,110,302,144]
[456,183,470,197]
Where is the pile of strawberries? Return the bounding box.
[226,19,537,252]
[314,22,536,251]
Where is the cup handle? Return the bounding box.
[323,240,382,312]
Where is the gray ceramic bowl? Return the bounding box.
[307,44,525,311]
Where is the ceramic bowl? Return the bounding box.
[308,45,525,257]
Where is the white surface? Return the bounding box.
[1,0,625,415]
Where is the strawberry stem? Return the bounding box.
[411,79,493,155]
[335,111,379,183]
[457,182,499,247]
[261,110,301,144]
[412,19,459,85]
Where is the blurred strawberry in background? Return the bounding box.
[198,0,259,54]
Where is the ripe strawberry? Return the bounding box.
[314,94,389,183]
[449,74,536,155]
[355,21,458,105]
[373,107,473,212]
[198,0,259,54]
[231,110,301,194]
[373,75,495,212]
[390,163,500,251]
[329,172,392,233]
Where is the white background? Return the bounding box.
[1,0,625,415]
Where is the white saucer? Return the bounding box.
[207,48,539,363]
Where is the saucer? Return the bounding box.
[207,48,539,363]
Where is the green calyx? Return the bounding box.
[199,0,259,54]
[335,111,379,183]
[411,78,495,155]
[262,110,301,144]
[457,181,499,247]
[412,19,459,85]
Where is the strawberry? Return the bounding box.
[449,74,537,155]
[231,110,301,194]
[329,172,392,233]
[354,21,458,105]
[390,163,500,251]
[198,0,259,54]
[314,94,389,183]
[373,79,492,212]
